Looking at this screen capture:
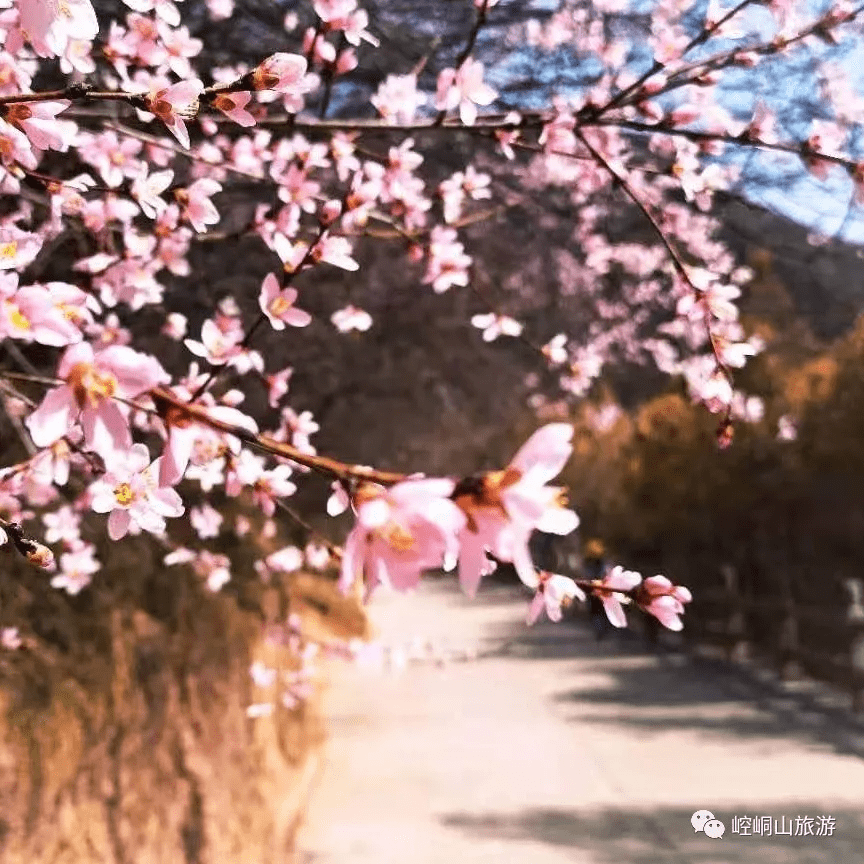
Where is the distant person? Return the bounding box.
[529,530,558,573]
[582,538,613,641]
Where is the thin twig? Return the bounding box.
[188,216,334,402]
[275,499,343,562]
[592,0,759,116]
[434,0,493,127]
[574,129,734,409]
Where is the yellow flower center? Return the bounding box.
[57,303,82,322]
[66,362,118,409]
[0,241,18,260]
[52,439,71,459]
[7,304,30,330]
[113,482,134,506]
[382,522,415,552]
[269,296,291,316]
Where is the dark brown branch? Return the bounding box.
[149,386,407,485]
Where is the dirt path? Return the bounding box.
[296,580,864,863]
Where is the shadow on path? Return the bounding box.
[472,585,864,760]
[442,803,864,864]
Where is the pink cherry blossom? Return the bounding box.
[162,312,187,339]
[263,545,303,575]
[439,165,491,223]
[123,0,182,26]
[259,273,312,330]
[52,541,100,595]
[158,392,258,487]
[159,22,203,78]
[526,571,585,624]
[435,58,497,126]
[471,312,523,342]
[272,162,320,214]
[176,178,221,232]
[213,91,256,127]
[4,100,74,151]
[0,119,36,170]
[26,342,168,458]
[131,167,174,219]
[184,318,243,366]
[251,464,297,516]
[454,424,579,595]
[89,443,184,540]
[339,479,466,599]
[252,53,309,94]
[1,628,22,650]
[803,119,847,181]
[274,234,358,273]
[313,236,359,271]
[266,366,293,408]
[206,0,233,20]
[676,272,740,323]
[275,406,319,454]
[302,26,336,65]
[190,503,223,539]
[0,228,42,271]
[249,660,277,689]
[29,437,75,487]
[1,284,83,346]
[327,481,350,516]
[15,0,99,58]
[636,575,692,631]
[314,0,378,46]
[331,304,372,332]
[423,226,471,293]
[305,542,331,570]
[42,503,81,544]
[144,79,202,149]
[592,566,643,628]
[371,74,423,123]
[777,414,798,441]
[224,448,264,498]
[78,131,143,188]
[542,334,568,366]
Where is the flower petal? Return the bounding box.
[508,423,573,484]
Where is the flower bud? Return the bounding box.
[252,53,308,93]
[26,542,55,569]
[320,199,342,226]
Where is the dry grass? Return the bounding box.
[0,519,367,864]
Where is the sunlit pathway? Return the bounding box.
[295,580,864,864]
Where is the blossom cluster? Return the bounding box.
[523,567,691,632]
[1,0,863,673]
